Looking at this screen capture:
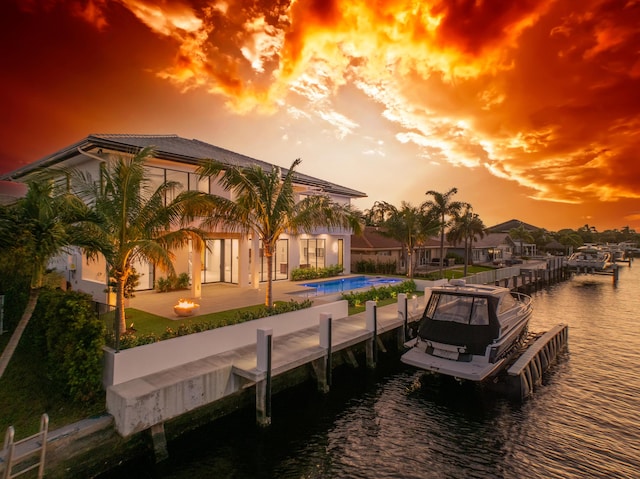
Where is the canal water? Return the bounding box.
[101,264,640,478]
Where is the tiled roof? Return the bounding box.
[1,134,367,199]
[471,233,515,248]
[487,219,542,232]
[351,226,441,250]
[352,227,402,250]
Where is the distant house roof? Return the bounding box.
[487,219,542,233]
[352,227,441,250]
[352,226,403,250]
[472,233,515,248]
[0,134,367,199]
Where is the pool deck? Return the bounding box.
[128,275,375,319]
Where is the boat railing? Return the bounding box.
[512,292,533,311]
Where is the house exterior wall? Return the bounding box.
[34,147,360,305]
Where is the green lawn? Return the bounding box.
[106,301,292,339]
[117,304,268,336]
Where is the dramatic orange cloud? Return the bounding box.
[1,0,639,231]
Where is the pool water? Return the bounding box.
[300,275,402,295]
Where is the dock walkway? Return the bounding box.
[106,295,425,443]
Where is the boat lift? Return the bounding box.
[502,324,569,399]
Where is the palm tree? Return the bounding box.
[363,200,395,226]
[380,202,440,278]
[558,230,583,254]
[423,188,465,277]
[447,207,485,277]
[509,224,535,257]
[0,179,97,377]
[196,158,362,307]
[72,147,216,348]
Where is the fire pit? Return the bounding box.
[173,299,200,317]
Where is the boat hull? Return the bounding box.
[401,345,508,381]
[401,316,529,381]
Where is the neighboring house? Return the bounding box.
[486,219,541,233]
[1,134,366,303]
[448,233,517,264]
[351,226,404,272]
[487,219,540,257]
[350,226,441,274]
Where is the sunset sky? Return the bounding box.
[1,0,639,232]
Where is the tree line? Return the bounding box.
[360,192,640,279]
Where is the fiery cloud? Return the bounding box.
[9,0,640,213]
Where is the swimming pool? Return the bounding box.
[300,275,402,295]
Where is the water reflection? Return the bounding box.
[101,266,640,479]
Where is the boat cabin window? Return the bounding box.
[428,294,489,326]
[498,294,517,315]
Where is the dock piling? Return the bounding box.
[365,301,378,368]
[398,293,408,345]
[150,423,168,463]
[318,313,333,392]
[256,328,273,427]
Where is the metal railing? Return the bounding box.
[1,414,48,479]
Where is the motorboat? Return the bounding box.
[566,246,612,270]
[401,279,533,382]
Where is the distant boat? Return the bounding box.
[566,246,612,270]
[401,279,533,382]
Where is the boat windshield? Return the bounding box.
[428,294,490,326]
[498,294,517,315]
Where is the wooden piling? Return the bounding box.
[150,423,169,463]
[256,328,273,427]
[318,313,332,393]
[365,301,377,369]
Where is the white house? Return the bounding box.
[1,134,366,304]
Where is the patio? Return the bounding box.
[128,279,344,319]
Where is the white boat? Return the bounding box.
[401,279,533,382]
[566,246,612,270]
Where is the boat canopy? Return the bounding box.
[417,292,501,355]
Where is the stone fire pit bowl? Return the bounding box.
[173,301,200,318]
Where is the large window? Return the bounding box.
[145,166,203,203]
[198,238,239,284]
[165,169,188,202]
[300,238,325,269]
[259,239,289,282]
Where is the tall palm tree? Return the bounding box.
[380,202,440,278]
[196,158,362,307]
[447,206,485,277]
[509,224,535,257]
[72,147,216,348]
[423,188,465,277]
[0,179,97,377]
[363,200,395,227]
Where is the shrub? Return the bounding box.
[340,280,416,307]
[117,299,314,349]
[175,273,190,289]
[353,260,397,274]
[155,273,190,292]
[290,264,344,281]
[31,289,105,402]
